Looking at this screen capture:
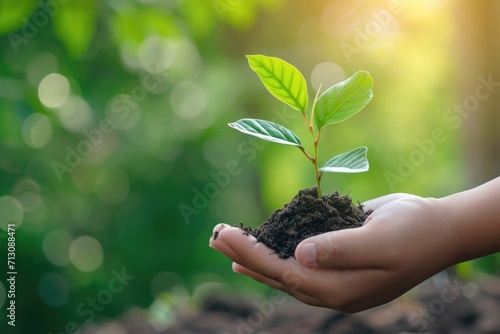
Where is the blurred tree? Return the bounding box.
[455,0,500,187]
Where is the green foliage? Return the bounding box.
[319,147,369,173]
[314,71,373,128]
[231,55,372,196]
[228,118,303,147]
[247,55,308,112]
[52,0,96,57]
[0,0,36,33]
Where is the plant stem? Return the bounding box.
[299,147,314,162]
[300,109,320,195]
[306,85,324,198]
[313,128,322,198]
[299,111,315,162]
[302,111,311,131]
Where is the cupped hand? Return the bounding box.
[209,193,460,313]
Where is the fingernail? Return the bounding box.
[209,237,231,254]
[299,243,317,268]
[231,262,241,273]
[210,224,229,245]
[212,223,229,235]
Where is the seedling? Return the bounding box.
[229,55,373,197]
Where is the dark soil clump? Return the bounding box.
[246,187,370,258]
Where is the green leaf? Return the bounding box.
[0,0,37,34]
[247,55,308,112]
[314,71,373,128]
[228,118,303,147]
[319,147,369,173]
[52,0,96,57]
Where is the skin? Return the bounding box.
[209,177,500,313]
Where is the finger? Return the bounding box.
[210,237,245,263]
[214,227,330,306]
[210,225,252,263]
[234,259,398,312]
[295,223,391,270]
[216,226,296,281]
[210,223,231,241]
[362,193,411,212]
[306,268,401,313]
[232,262,284,290]
[218,228,347,309]
[232,263,331,308]
[211,225,321,303]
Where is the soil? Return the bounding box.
[242,187,370,258]
[82,277,500,334]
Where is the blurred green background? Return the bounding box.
[1,0,500,332]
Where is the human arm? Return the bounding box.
[438,176,500,262]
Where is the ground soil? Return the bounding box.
[244,187,370,258]
[83,277,500,334]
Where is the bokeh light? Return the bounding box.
[0,196,23,231]
[167,40,202,78]
[17,191,43,213]
[321,1,364,40]
[105,94,142,131]
[38,73,70,109]
[14,178,44,213]
[55,95,94,132]
[13,178,41,196]
[21,113,53,149]
[94,167,130,205]
[310,62,346,92]
[38,272,70,307]
[170,81,207,120]
[43,230,73,267]
[69,236,104,272]
[138,36,175,73]
[26,52,58,87]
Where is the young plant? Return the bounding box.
[229,55,373,198]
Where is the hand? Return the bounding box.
[209,193,461,313]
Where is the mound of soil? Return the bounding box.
[244,187,369,258]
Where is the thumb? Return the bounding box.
[295,226,384,270]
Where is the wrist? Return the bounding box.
[434,195,470,266]
[437,179,500,264]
